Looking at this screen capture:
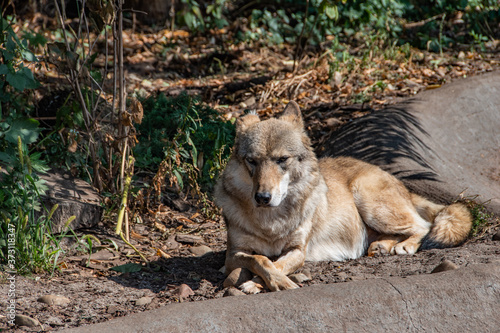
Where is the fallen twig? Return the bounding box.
[403,13,445,29]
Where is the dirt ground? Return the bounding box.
[1,213,499,332]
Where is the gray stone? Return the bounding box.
[37,294,71,306]
[106,306,119,314]
[431,259,459,273]
[223,287,246,297]
[176,234,204,244]
[15,314,40,328]
[134,297,153,306]
[173,284,194,299]
[223,268,253,288]
[163,235,181,249]
[40,169,102,233]
[189,245,213,257]
[289,272,311,284]
[46,315,64,326]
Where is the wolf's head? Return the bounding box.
[233,101,317,208]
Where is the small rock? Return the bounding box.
[106,305,119,314]
[301,268,312,279]
[325,118,342,130]
[45,315,64,326]
[240,96,256,108]
[347,276,365,282]
[171,199,191,212]
[198,222,216,229]
[37,295,71,306]
[431,259,458,273]
[67,248,116,262]
[332,71,343,87]
[289,272,311,284]
[335,271,348,280]
[492,230,500,241]
[175,284,195,299]
[223,268,253,288]
[224,287,246,297]
[134,296,153,306]
[164,235,181,250]
[189,245,213,257]
[176,234,204,244]
[15,314,40,328]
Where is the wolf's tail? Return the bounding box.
[411,194,472,250]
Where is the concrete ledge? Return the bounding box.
[66,262,500,332]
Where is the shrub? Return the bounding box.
[0,137,63,274]
[135,93,235,194]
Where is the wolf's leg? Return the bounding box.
[226,252,299,291]
[273,248,305,275]
[352,173,432,255]
[367,235,404,256]
[362,206,430,255]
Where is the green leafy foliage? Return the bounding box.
[0,137,62,275]
[0,16,42,114]
[468,201,493,238]
[241,0,342,45]
[110,262,143,273]
[173,1,498,52]
[2,117,41,145]
[135,93,234,193]
[177,0,229,32]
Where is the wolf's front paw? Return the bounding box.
[240,280,264,294]
[268,275,299,291]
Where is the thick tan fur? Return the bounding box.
[214,101,472,293]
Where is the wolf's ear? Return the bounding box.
[280,101,303,128]
[235,113,260,135]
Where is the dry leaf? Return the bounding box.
[131,96,144,124]
[154,221,168,233]
[130,229,147,240]
[156,248,171,258]
[67,136,78,153]
[190,213,201,220]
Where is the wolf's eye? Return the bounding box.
[276,156,289,164]
[246,157,256,166]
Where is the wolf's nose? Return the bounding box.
[255,192,272,205]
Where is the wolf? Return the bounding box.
[214,101,472,293]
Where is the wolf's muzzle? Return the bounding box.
[255,192,272,206]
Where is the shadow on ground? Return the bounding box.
[323,101,439,182]
[108,251,226,294]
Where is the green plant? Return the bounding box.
[241,0,340,47]
[351,91,371,104]
[0,16,42,115]
[336,0,406,38]
[177,0,229,32]
[0,136,61,274]
[470,30,489,51]
[135,93,234,202]
[467,200,493,238]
